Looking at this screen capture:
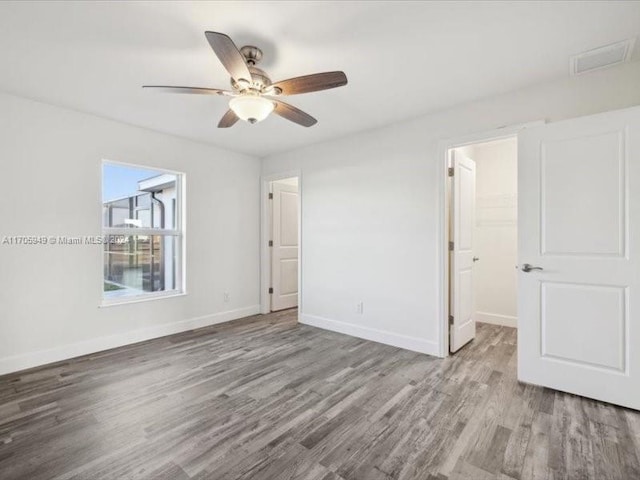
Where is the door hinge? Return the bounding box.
[448,167,454,177]
[449,314,454,325]
[268,287,273,294]
[268,240,273,247]
[449,241,454,251]
[268,193,273,199]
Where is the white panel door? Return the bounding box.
[450,151,477,352]
[519,106,640,410]
[271,182,299,311]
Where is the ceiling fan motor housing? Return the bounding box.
[230,46,276,94]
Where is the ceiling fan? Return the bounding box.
[143,31,348,128]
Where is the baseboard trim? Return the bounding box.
[300,313,440,357]
[0,305,261,376]
[476,311,517,328]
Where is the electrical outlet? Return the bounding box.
[224,292,230,303]
[356,302,364,314]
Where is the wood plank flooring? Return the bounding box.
[1,309,639,479]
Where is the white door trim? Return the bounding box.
[436,121,544,357]
[260,170,302,318]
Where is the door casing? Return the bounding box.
[260,170,302,317]
[437,121,544,357]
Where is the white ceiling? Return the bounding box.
[1,1,639,157]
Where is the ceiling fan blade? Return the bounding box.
[143,86,234,96]
[205,31,252,83]
[218,109,239,128]
[271,71,347,96]
[273,101,317,127]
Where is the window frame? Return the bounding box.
[100,160,186,307]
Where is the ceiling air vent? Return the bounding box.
[570,38,635,76]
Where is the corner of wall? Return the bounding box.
[0,305,261,376]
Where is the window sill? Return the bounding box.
[99,291,187,308]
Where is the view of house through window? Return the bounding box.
[102,162,183,301]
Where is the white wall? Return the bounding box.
[466,138,518,328]
[0,92,261,374]
[262,61,640,356]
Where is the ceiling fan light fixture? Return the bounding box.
[229,95,274,124]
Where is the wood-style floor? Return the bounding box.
[1,310,639,480]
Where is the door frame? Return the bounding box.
[436,121,543,357]
[260,170,302,317]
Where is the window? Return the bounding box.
[102,162,184,303]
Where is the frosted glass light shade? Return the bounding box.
[229,95,275,124]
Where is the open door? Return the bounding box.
[518,106,640,410]
[271,181,299,311]
[450,150,477,352]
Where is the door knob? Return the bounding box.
[472,257,480,262]
[521,263,543,272]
